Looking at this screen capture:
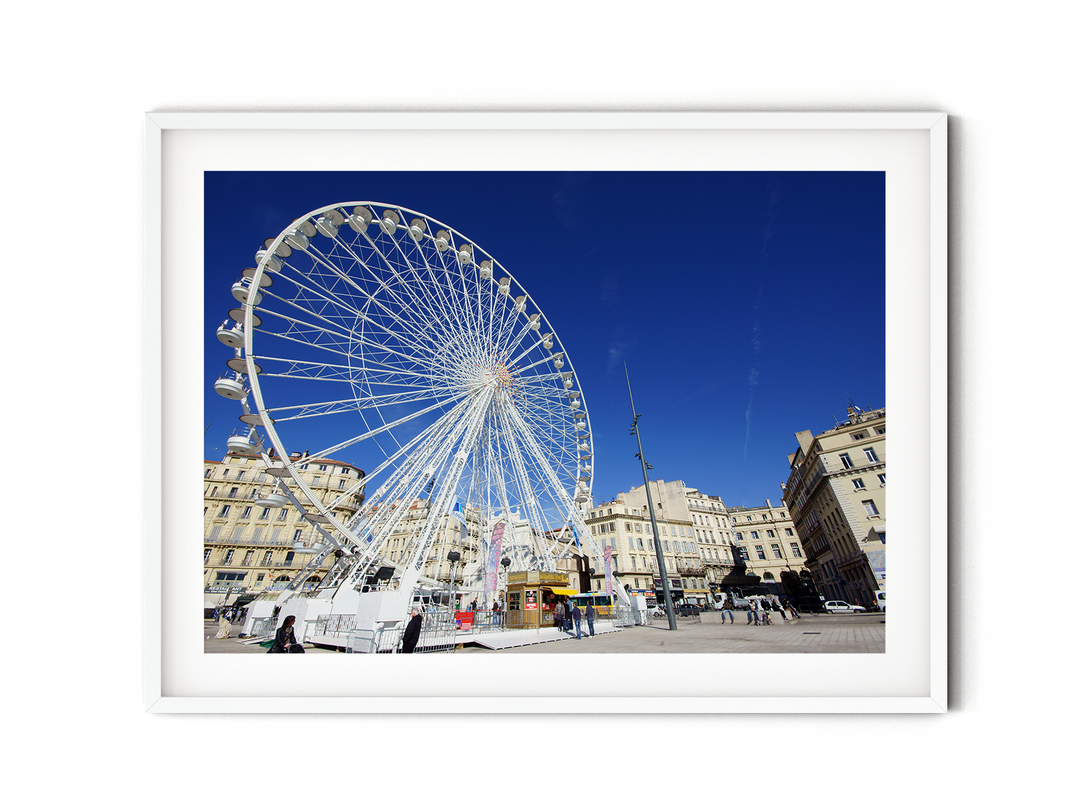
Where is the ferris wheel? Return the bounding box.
[214,201,605,597]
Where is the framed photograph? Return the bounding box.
[139,109,950,717]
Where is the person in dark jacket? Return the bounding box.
[401,608,423,653]
[571,604,583,639]
[268,615,303,653]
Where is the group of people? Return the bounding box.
[553,598,596,639]
[717,597,801,626]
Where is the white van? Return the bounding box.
[874,590,886,612]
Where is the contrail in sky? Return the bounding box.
[744,179,780,460]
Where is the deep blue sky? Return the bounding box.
[204,171,884,509]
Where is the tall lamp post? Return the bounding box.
[626,365,677,631]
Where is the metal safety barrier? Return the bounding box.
[345,611,458,654]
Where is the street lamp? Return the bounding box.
[447,550,461,615]
[626,365,677,631]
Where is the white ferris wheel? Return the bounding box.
[214,202,611,599]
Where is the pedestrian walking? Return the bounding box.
[215,609,232,639]
[492,599,502,626]
[572,604,583,639]
[720,598,735,624]
[585,603,596,636]
[401,608,423,653]
[555,599,565,631]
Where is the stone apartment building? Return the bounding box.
[581,479,809,607]
[781,405,886,607]
[203,451,366,609]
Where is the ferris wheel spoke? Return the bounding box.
[286,243,449,360]
[313,226,473,355]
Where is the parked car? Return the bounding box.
[824,600,867,614]
[874,590,886,612]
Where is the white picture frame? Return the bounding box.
[145,112,947,713]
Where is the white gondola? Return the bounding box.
[255,490,288,508]
[458,243,474,265]
[216,320,243,348]
[434,229,451,251]
[379,209,400,235]
[227,357,261,375]
[226,432,258,455]
[231,278,263,306]
[348,206,373,233]
[478,259,493,279]
[254,249,282,272]
[228,308,261,328]
[408,218,427,241]
[214,373,246,399]
[316,209,344,238]
[241,266,274,287]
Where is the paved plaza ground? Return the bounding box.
[205,613,885,655]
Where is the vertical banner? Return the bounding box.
[482,522,506,607]
[451,501,467,543]
[603,544,613,598]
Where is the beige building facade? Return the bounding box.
[203,451,366,609]
[578,479,809,607]
[726,499,808,598]
[781,405,886,608]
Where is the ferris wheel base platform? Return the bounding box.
[466,621,624,651]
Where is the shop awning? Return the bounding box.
[550,587,577,596]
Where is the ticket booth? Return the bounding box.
[505,571,574,629]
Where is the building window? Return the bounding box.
[751,531,759,540]
[261,551,272,566]
[223,550,234,564]
[771,544,782,559]
[790,543,802,557]
[205,469,212,479]
[755,545,766,560]
[863,500,880,517]
[853,478,865,490]
[242,550,254,566]
[237,471,245,481]
[204,548,211,562]
[865,447,879,462]
[878,474,886,486]
[293,529,303,542]
[218,505,230,518]
[840,453,854,469]
[767,530,775,538]
[876,427,886,434]
[260,508,270,520]
[785,528,794,536]
[278,508,288,520]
